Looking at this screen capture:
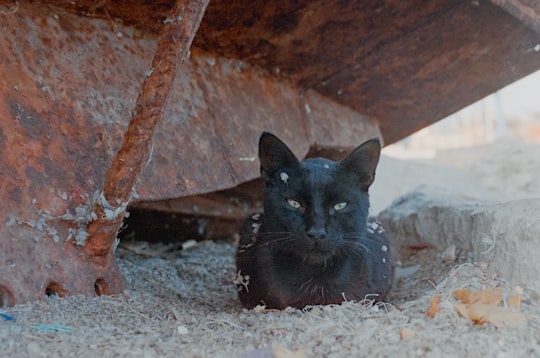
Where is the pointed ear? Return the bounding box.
[337,138,381,190]
[259,132,299,181]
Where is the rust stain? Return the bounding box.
[491,0,540,34]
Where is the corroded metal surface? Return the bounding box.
[194,0,540,144]
[0,0,210,304]
[492,0,540,34]
[136,54,382,200]
[40,0,177,34]
[0,2,150,305]
[26,0,540,144]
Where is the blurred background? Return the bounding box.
[385,69,540,159]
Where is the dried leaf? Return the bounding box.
[481,306,527,328]
[453,287,503,305]
[453,303,471,320]
[454,302,527,328]
[272,343,306,358]
[507,294,521,310]
[426,294,441,318]
[400,327,415,340]
[453,289,471,303]
[464,302,497,323]
[453,287,527,328]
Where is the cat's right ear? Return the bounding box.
[337,138,381,191]
[259,132,299,181]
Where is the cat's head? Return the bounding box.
[258,132,381,263]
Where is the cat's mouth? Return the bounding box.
[301,242,339,264]
[301,250,342,268]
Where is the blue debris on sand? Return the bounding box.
[33,324,73,333]
[0,313,15,321]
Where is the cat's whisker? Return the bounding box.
[252,236,294,250]
[299,277,314,293]
[238,231,294,239]
[338,241,371,265]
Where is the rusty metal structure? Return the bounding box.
[0,0,539,306]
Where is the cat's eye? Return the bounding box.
[333,202,348,211]
[287,198,302,209]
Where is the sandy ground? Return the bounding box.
[1,138,540,357]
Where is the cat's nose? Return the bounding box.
[307,228,327,241]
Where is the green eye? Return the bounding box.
[287,199,302,209]
[333,202,348,211]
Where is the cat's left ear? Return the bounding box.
[337,138,381,190]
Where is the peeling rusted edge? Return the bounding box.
[84,0,210,257]
[491,0,540,34]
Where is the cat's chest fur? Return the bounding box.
[235,132,392,309]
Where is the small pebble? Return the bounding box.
[177,325,189,335]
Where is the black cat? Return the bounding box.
[235,132,392,309]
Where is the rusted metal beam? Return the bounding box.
[85,0,209,257]
[491,0,540,34]
[193,0,540,145]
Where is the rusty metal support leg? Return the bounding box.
[84,0,209,260]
